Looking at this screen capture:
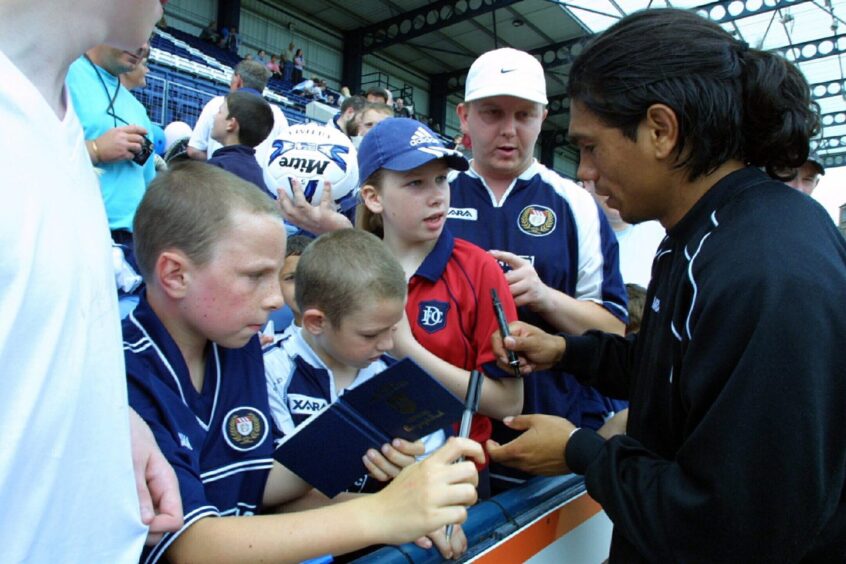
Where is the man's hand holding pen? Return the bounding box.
[490,320,568,375]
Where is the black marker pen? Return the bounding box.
[445,369,483,542]
[491,288,521,378]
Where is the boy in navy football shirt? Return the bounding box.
[125,162,483,563]
[208,90,275,197]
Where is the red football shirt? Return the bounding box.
[406,230,519,464]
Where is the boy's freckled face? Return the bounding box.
[184,210,286,348]
[317,297,405,369]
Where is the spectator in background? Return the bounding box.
[354,102,394,138]
[266,54,281,77]
[188,60,289,191]
[120,48,150,91]
[394,97,411,118]
[199,19,220,45]
[292,47,305,84]
[208,90,276,198]
[452,132,471,158]
[784,152,825,195]
[255,49,268,65]
[67,42,157,248]
[292,76,316,95]
[292,77,327,101]
[327,94,366,137]
[281,52,294,83]
[365,86,389,104]
[223,26,240,54]
[307,78,326,101]
[338,85,352,105]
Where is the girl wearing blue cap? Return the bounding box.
[356,118,524,498]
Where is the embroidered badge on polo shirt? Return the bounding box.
[417,300,449,334]
[222,406,269,452]
[518,205,557,236]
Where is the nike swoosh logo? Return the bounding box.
[500,68,517,74]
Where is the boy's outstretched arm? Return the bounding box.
[165,437,483,564]
[392,312,523,419]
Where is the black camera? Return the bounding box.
[133,136,154,166]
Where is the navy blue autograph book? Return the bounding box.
[273,357,464,497]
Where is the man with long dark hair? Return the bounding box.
[488,8,846,562]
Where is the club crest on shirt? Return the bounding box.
[417,300,449,334]
[517,205,556,236]
[222,406,269,452]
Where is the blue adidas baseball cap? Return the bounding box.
[357,117,469,184]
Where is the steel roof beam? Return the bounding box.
[359,0,523,54]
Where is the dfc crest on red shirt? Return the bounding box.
[418,300,449,334]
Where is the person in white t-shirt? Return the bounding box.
[187,59,289,193]
[0,0,182,561]
[584,180,665,288]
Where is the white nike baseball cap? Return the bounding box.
[464,47,548,105]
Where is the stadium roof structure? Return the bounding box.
[276,0,846,165]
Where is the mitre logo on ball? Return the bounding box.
[267,123,359,209]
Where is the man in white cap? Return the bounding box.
[446,47,628,493]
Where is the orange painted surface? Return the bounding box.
[473,493,602,563]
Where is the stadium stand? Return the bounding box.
[136,27,314,129]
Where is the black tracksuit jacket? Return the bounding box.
[562,168,846,563]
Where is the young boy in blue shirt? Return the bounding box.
[208,90,275,197]
[264,229,448,480]
[125,161,483,563]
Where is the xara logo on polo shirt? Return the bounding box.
[418,300,449,333]
[447,207,478,221]
[288,394,327,415]
[222,406,269,452]
[517,205,556,236]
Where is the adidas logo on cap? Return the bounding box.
[409,126,439,147]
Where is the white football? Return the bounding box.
[266,123,359,209]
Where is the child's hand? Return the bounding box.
[365,437,482,546]
[277,178,352,235]
[414,524,468,560]
[363,438,424,481]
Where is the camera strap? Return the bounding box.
[84,54,124,129]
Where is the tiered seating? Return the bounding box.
[139,28,314,129]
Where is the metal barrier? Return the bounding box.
[351,474,611,563]
[133,73,219,128]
